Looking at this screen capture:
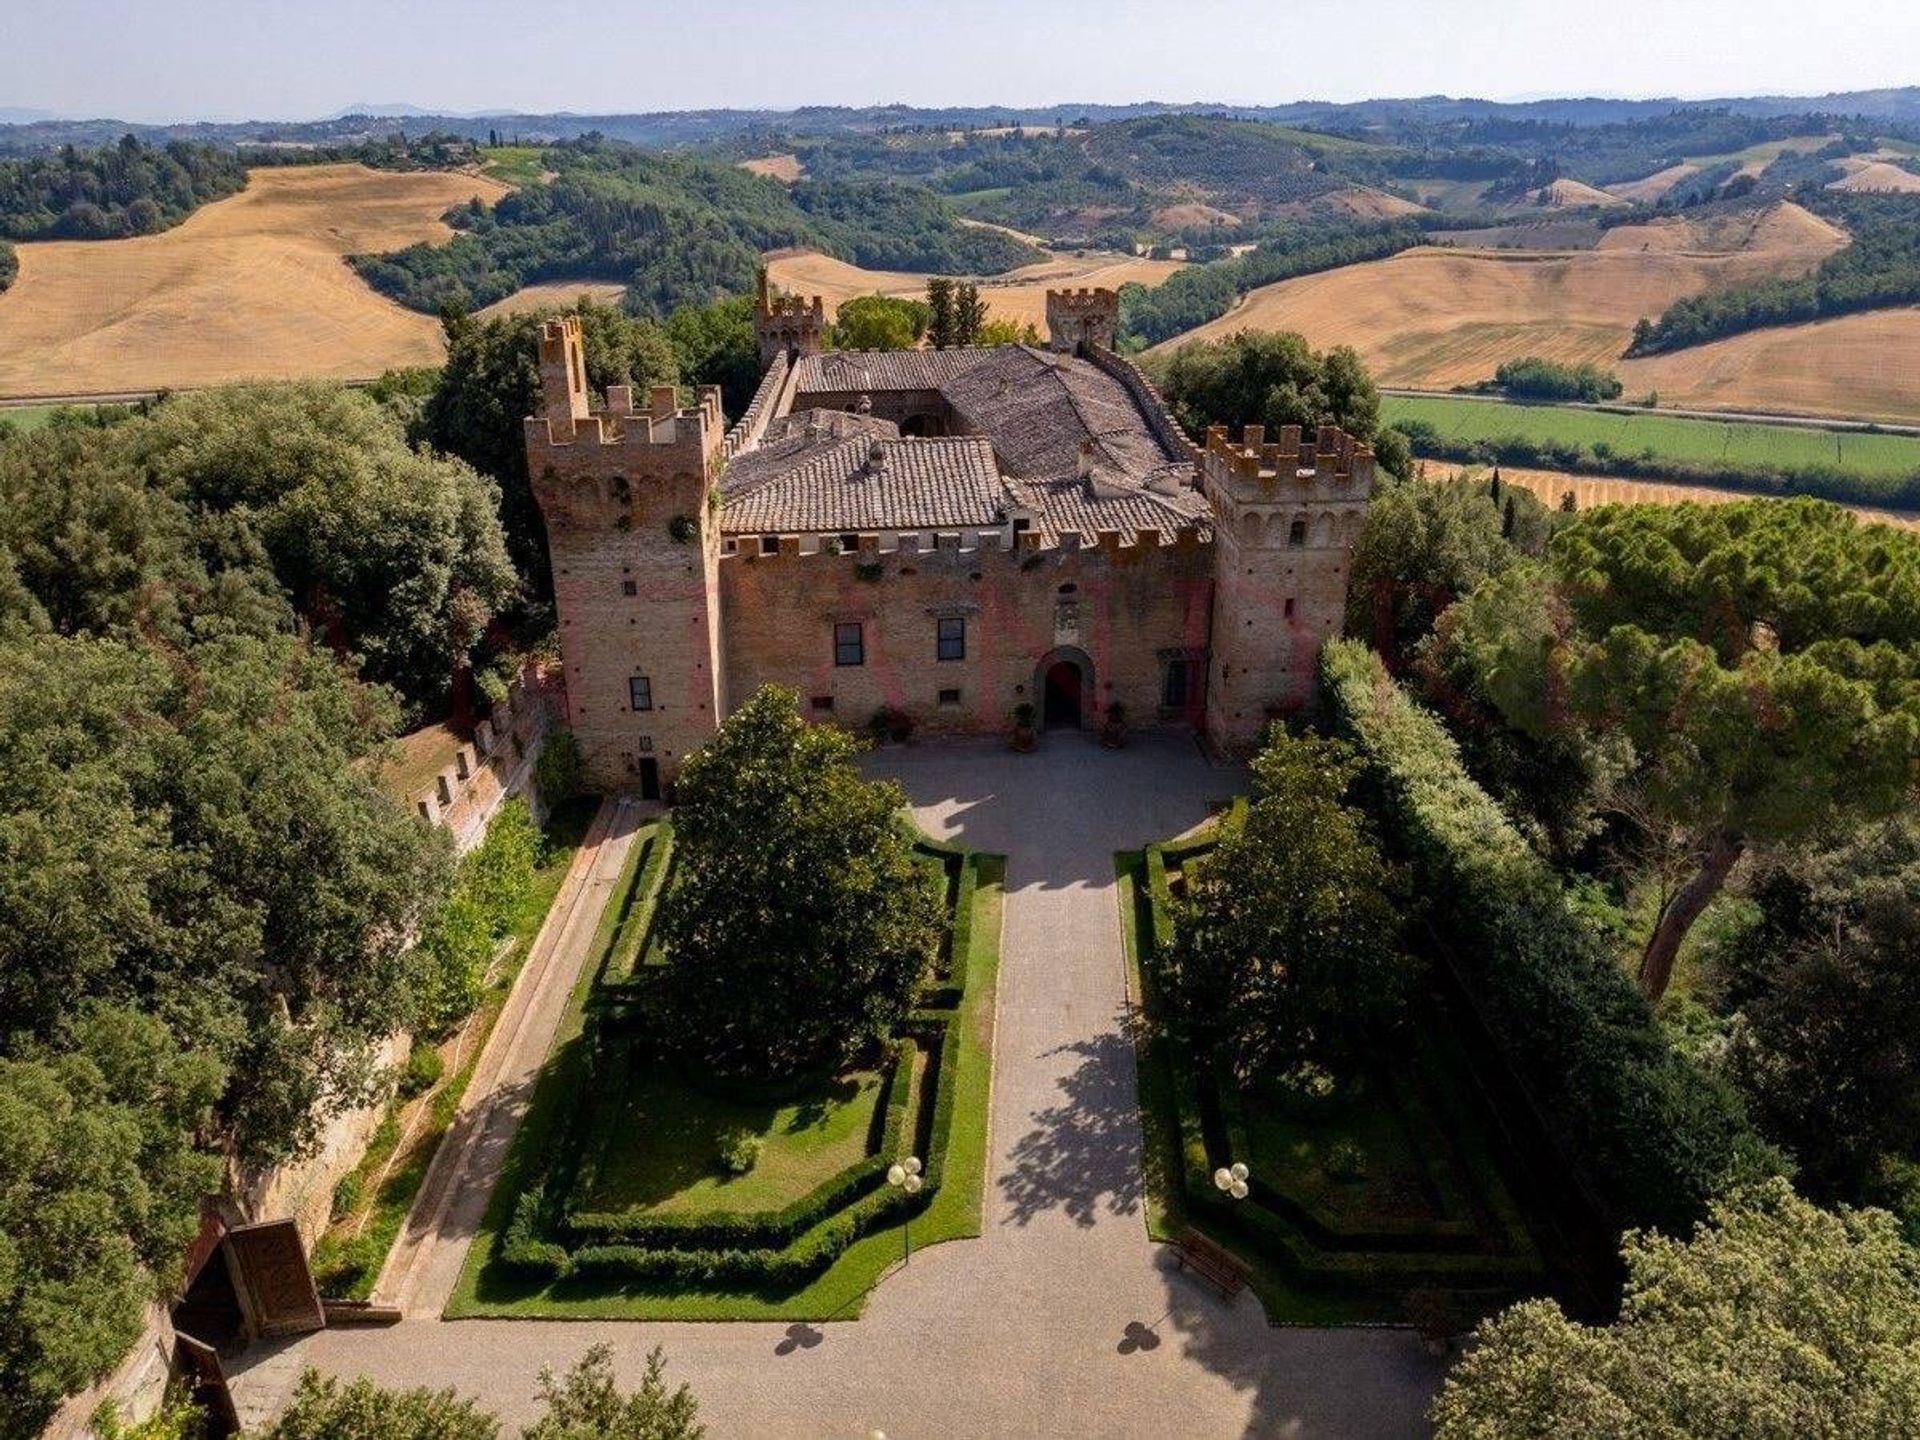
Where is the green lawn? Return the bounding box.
[448,846,1005,1320]
[0,406,61,432]
[1382,393,1920,479]
[1115,851,1380,1325]
[581,1066,889,1217]
[481,146,546,186]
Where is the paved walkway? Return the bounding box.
[230,735,1442,1438]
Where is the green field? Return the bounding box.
[0,406,63,432]
[480,146,546,186]
[1383,395,1920,479]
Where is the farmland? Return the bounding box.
[1384,394,1920,478]
[0,164,508,397]
[765,246,1184,331]
[1154,202,1846,393]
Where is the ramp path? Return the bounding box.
[231,736,1442,1438]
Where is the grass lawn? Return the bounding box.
[1115,851,1381,1325]
[582,1066,889,1217]
[1383,393,1920,479]
[448,848,1004,1321]
[0,405,61,432]
[480,146,547,186]
[311,797,602,1299]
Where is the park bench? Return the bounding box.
[1171,1229,1250,1299]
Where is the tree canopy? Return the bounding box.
[656,686,942,1079]
[1164,731,1412,1083]
[0,383,517,717]
[1432,1179,1920,1439]
[829,294,929,351]
[1438,499,1920,999]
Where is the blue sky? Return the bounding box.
[4,0,1918,122]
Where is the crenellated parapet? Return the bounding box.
[755,267,826,366]
[1201,422,1376,511]
[1046,286,1119,354]
[719,521,1209,565]
[1084,344,1201,467]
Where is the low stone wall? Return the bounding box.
[410,665,558,854]
[40,1306,175,1440]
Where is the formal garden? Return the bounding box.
[451,688,1003,1319]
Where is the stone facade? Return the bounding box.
[527,285,1373,788]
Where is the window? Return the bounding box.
[938,688,961,706]
[834,622,865,667]
[628,675,653,712]
[810,695,834,713]
[1288,518,1307,547]
[1283,597,1296,618]
[937,616,966,662]
[1161,656,1190,710]
[760,535,780,555]
[621,579,637,597]
[838,532,859,551]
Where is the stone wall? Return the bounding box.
[719,527,1215,738]
[407,664,557,854]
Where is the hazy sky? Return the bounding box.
[5,0,1919,122]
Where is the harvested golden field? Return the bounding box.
[738,153,805,182]
[1157,202,1846,391]
[478,280,628,318]
[0,164,508,397]
[764,248,1185,331]
[1605,163,1700,203]
[1532,177,1627,209]
[1424,460,1920,531]
[1617,307,1920,425]
[1827,158,1920,193]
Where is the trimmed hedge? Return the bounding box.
[912,835,978,1006]
[564,1035,917,1248]
[1319,639,1780,1235]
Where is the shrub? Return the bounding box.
[718,1129,761,1176]
[1320,639,1778,1234]
[400,1044,445,1099]
[332,1172,365,1219]
[1325,1139,1368,1183]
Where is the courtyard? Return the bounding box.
[230,734,1445,1438]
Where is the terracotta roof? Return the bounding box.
[791,347,1005,394]
[1009,475,1212,545]
[720,433,1013,535]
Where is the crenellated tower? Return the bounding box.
[526,315,727,795]
[754,268,825,367]
[1045,287,1119,355]
[1201,422,1375,754]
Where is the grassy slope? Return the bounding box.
[1113,851,1381,1326]
[447,848,1005,1320]
[311,798,601,1299]
[0,405,62,431]
[1383,393,1920,478]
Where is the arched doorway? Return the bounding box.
[1035,646,1094,730]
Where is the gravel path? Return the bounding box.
[230,735,1442,1438]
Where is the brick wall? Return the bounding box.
[719,529,1214,738]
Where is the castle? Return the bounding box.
[525,278,1375,795]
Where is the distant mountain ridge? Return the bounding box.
[4,86,1920,155]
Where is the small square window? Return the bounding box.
[834,622,864,667]
[628,675,653,712]
[811,695,834,713]
[936,616,966,662]
[938,688,961,706]
[760,535,780,555]
[838,532,859,551]
[621,579,638,597]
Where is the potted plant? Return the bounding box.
[1101,700,1127,749]
[1011,702,1036,753]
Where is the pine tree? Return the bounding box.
[925,278,956,349]
[955,282,988,347]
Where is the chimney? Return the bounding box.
[1077,439,1096,479]
[867,440,888,476]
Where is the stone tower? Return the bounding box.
[1201,422,1375,755]
[754,268,825,367]
[1045,287,1119,355]
[525,315,728,794]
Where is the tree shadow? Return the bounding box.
[997,1024,1146,1226]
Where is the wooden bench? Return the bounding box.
[1171,1229,1250,1299]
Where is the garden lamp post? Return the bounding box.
[1213,1161,1250,1201]
[887,1156,923,1264]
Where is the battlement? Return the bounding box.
[1045,286,1119,354]
[1201,422,1374,490]
[719,520,1208,566]
[755,267,826,366]
[525,314,725,461]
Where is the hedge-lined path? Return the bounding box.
[229,735,1443,1438]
